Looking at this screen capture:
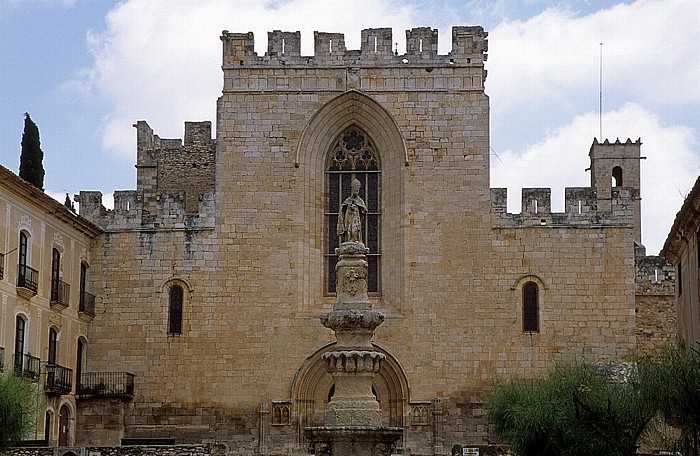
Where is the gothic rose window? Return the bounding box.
[325,127,380,294]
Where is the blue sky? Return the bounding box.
[1,0,698,255]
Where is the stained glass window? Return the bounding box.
[325,127,381,294]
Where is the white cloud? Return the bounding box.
[491,102,698,255]
[79,0,418,159]
[487,0,700,116]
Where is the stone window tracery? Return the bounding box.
[411,404,430,426]
[271,402,291,425]
[325,127,381,295]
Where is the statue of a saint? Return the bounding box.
[337,178,367,244]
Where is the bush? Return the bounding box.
[486,363,656,456]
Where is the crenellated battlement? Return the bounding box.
[492,138,643,230]
[76,189,215,232]
[221,26,487,67]
[491,186,639,228]
[220,26,488,93]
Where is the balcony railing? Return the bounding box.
[78,372,135,398]
[0,252,4,279]
[44,363,73,395]
[14,353,40,380]
[50,279,70,308]
[79,290,96,316]
[17,264,38,296]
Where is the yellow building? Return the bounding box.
[0,164,101,446]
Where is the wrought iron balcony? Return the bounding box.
[79,290,96,317]
[50,280,70,309]
[44,363,73,395]
[17,264,38,297]
[77,372,135,399]
[14,353,40,380]
[50,279,70,309]
[0,252,4,280]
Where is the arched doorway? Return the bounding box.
[291,342,410,445]
[58,404,71,446]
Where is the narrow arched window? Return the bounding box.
[325,127,381,294]
[76,338,86,389]
[168,285,183,334]
[51,248,61,302]
[522,282,539,332]
[48,328,58,365]
[14,315,26,371]
[18,231,30,288]
[19,232,28,268]
[79,262,87,308]
[612,166,623,187]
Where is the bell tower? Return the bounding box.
[589,138,643,244]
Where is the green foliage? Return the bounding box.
[19,113,45,189]
[641,345,700,456]
[486,363,656,456]
[0,371,37,449]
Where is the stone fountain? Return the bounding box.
[305,179,403,456]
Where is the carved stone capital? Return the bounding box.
[321,310,384,333]
[323,350,384,374]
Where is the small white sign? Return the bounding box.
[463,448,479,456]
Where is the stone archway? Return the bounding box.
[291,342,410,445]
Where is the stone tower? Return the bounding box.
[589,138,643,244]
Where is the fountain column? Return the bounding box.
[305,179,402,456]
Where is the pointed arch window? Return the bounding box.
[325,127,381,294]
[168,285,184,335]
[523,281,539,332]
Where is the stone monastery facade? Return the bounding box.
[63,26,673,455]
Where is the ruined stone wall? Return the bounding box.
[635,250,676,356]
[132,121,215,213]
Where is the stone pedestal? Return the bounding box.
[306,427,403,456]
[305,241,403,455]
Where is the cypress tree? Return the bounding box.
[64,193,75,213]
[19,113,45,189]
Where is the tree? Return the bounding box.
[0,371,37,449]
[19,113,45,189]
[486,362,657,456]
[64,193,75,213]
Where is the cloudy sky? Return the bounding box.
[0,0,698,255]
